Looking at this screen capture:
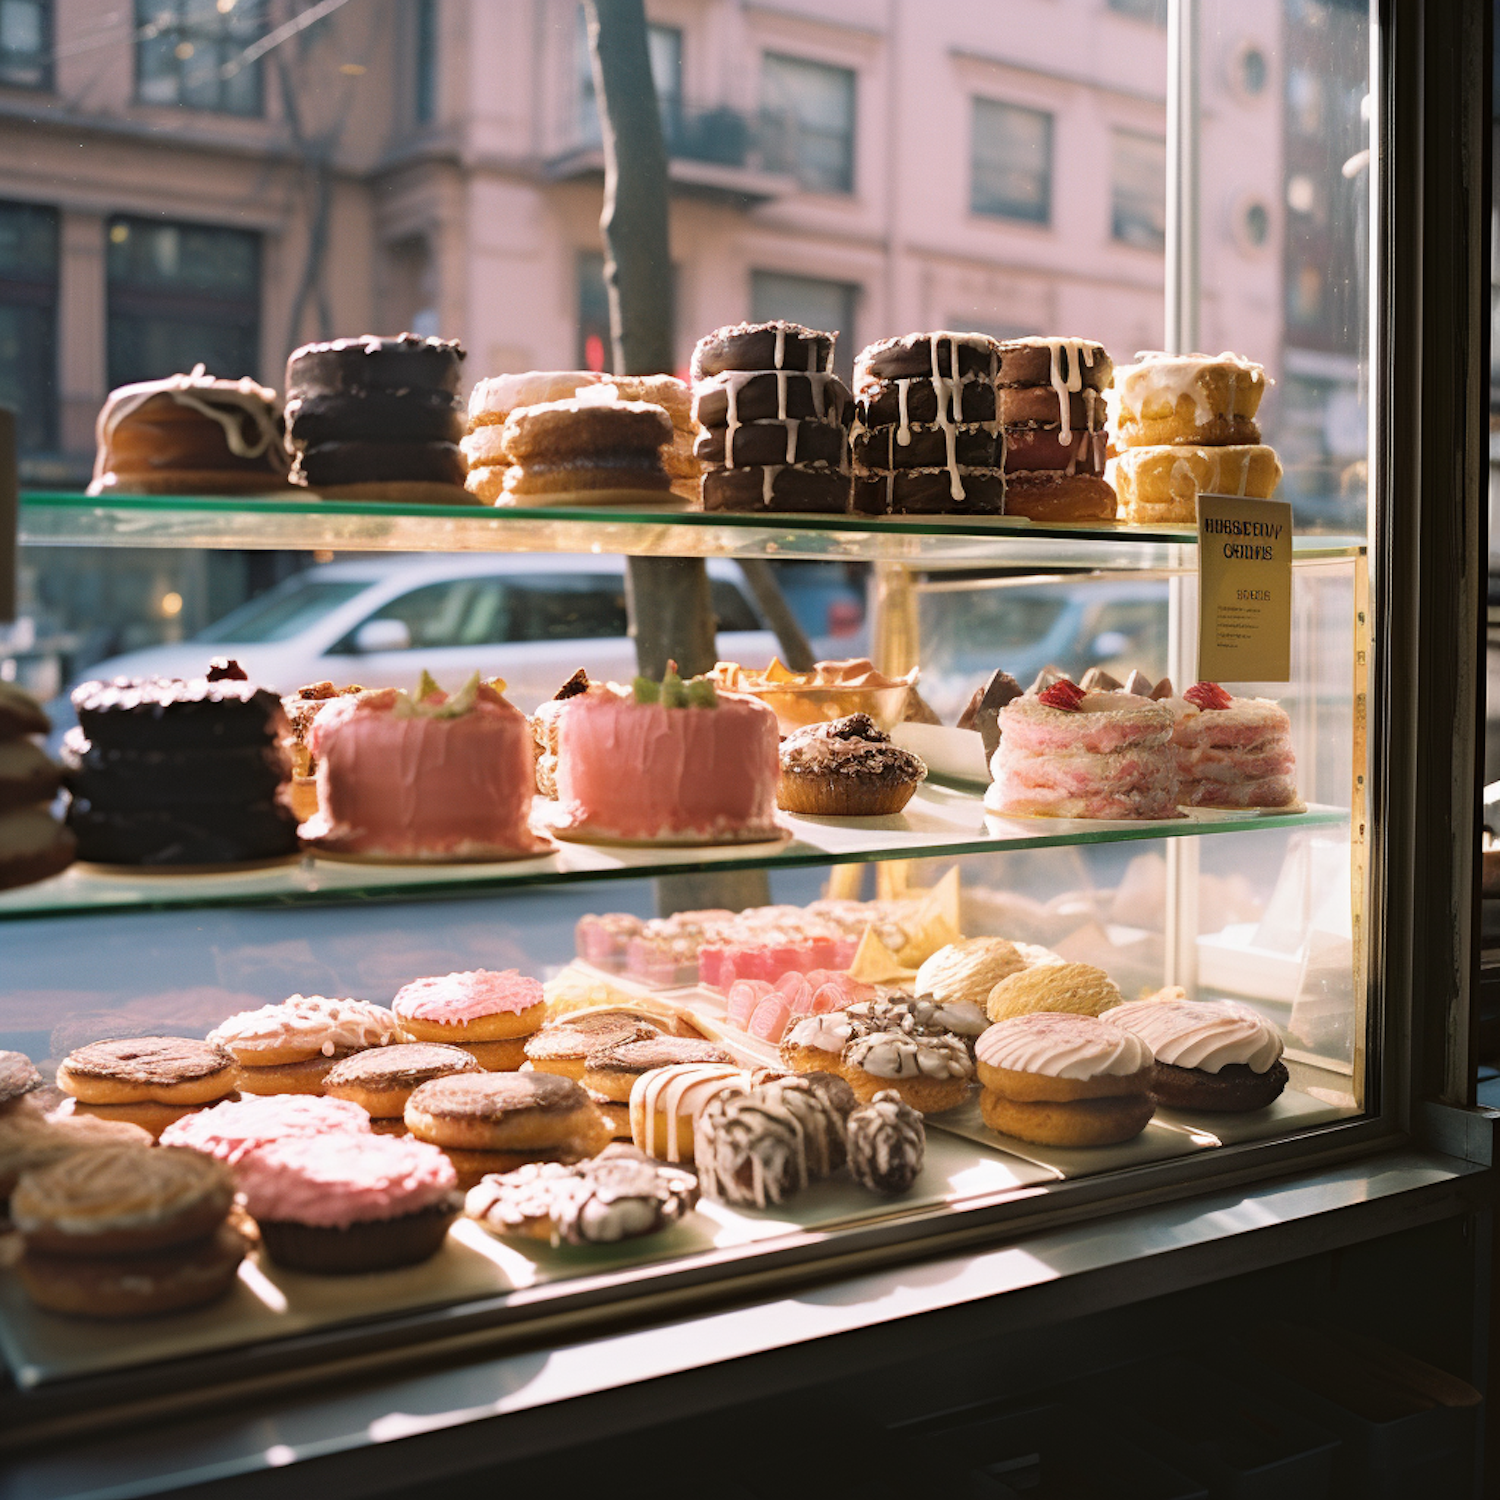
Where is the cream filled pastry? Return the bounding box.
[628,1063,755,1163]
[1107,996,1287,1112]
[914,937,1031,1010]
[550,669,782,845]
[986,681,1180,820]
[842,1028,973,1113]
[975,1012,1156,1147]
[208,994,398,1095]
[299,672,547,860]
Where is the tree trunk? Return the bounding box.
[583,0,716,680]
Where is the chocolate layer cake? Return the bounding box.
[690,320,851,514]
[65,661,297,865]
[851,332,1006,515]
[284,334,466,491]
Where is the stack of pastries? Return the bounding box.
[1109,351,1282,523]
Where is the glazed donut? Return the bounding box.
[1114,351,1266,437]
[1109,443,1282,524]
[323,1043,480,1118]
[779,1012,857,1078]
[57,1037,236,1107]
[702,463,849,513]
[850,467,1005,516]
[207,996,398,1069]
[459,424,510,468]
[284,388,464,447]
[0,1049,43,1105]
[0,1111,152,1199]
[404,1072,608,1155]
[1003,427,1107,476]
[998,386,1105,429]
[17,1221,249,1318]
[696,418,847,468]
[582,1036,735,1105]
[502,398,672,463]
[691,320,835,381]
[996,337,1113,392]
[859,377,995,426]
[0,740,63,812]
[468,371,604,426]
[841,1029,974,1113]
[1120,413,1261,449]
[856,331,1001,385]
[524,1016,660,1081]
[628,1062,756,1162]
[293,439,466,489]
[64,1099,207,1139]
[393,970,547,1045]
[13,1144,234,1255]
[1002,471,1117,522]
[852,424,1001,472]
[0,807,76,893]
[693,370,852,428]
[464,464,507,503]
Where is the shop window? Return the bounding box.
[0,199,57,454]
[1111,129,1166,250]
[760,53,856,195]
[971,98,1052,225]
[134,0,265,117]
[106,217,260,390]
[0,0,49,88]
[1107,0,1167,24]
[415,0,438,124]
[750,270,858,383]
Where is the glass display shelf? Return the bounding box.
[1,785,1345,921]
[18,492,1366,569]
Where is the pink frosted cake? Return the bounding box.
[299,673,547,859]
[550,671,782,844]
[986,679,1179,820]
[1169,681,1299,809]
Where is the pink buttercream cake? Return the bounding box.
[552,681,782,844]
[392,969,544,1025]
[299,675,547,859]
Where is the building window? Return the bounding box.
[1111,129,1166,250]
[414,0,437,124]
[971,98,1052,224]
[576,11,684,149]
[1107,0,1167,23]
[576,250,611,373]
[751,270,858,382]
[106,217,261,390]
[0,0,50,89]
[134,0,265,116]
[760,53,856,195]
[0,200,57,455]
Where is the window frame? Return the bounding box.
[132,0,267,118]
[969,95,1054,226]
[760,51,858,196]
[0,0,52,91]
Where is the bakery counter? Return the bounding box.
[0,1142,1486,1499]
[0,785,1345,921]
[17,491,1366,569]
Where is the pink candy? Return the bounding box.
[727,979,775,1029]
[748,996,793,1042]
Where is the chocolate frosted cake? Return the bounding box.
[851,331,1006,515]
[690,320,852,513]
[65,660,298,865]
[996,337,1117,521]
[284,333,467,498]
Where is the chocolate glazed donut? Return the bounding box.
[858,332,1001,383]
[703,464,850,513]
[696,419,848,468]
[860,378,997,426]
[853,424,1002,471]
[694,371,853,428]
[1002,471,1117,522]
[691,320,834,380]
[852,468,1006,516]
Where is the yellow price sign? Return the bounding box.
[1196,493,1293,684]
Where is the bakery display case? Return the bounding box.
[0,2,1493,1495]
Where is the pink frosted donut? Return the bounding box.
[393,969,544,1026]
[160,1094,372,1165]
[235,1132,457,1228]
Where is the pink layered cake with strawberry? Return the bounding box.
[1170,681,1299,808]
[299,673,547,859]
[551,669,781,844]
[986,679,1180,819]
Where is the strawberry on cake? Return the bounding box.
[1169,681,1299,809]
[299,673,548,860]
[550,667,782,844]
[985,679,1180,820]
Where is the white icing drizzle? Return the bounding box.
[631,1063,753,1161]
[773,325,785,370]
[725,374,740,469]
[775,370,788,420]
[763,464,779,506]
[785,418,799,463]
[97,363,286,475]
[846,1028,973,1081]
[896,379,912,446]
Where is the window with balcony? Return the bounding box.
[577,11,683,149]
[134,0,265,116]
[415,0,438,124]
[1111,129,1167,249]
[0,0,49,88]
[0,199,57,454]
[971,98,1052,224]
[760,53,856,195]
[751,270,858,382]
[106,217,260,389]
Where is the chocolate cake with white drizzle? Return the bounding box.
[850,331,1006,515]
[690,320,852,512]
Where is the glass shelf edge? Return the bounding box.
[0,802,1349,923]
[17,493,1366,567]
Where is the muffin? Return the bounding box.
[235,1132,460,1273]
[776,713,926,816]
